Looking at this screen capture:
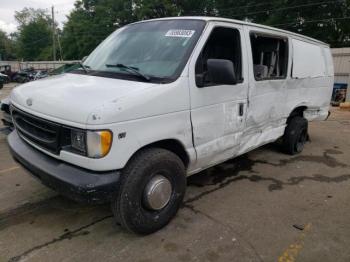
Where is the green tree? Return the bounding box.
[133,0,180,20]
[213,0,350,47]
[178,0,216,16]
[61,0,204,59]
[15,8,54,60]
[61,0,134,60]
[0,30,16,60]
[263,0,350,47]
[214,0,274,22]
[61,0,350,59]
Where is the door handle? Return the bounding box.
[238,103,244,116]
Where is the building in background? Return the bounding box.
[332,48,350,104]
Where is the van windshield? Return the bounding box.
[81,19,206,83]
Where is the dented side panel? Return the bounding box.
[241,26,290,154]
[238,26,333,158]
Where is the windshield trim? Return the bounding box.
[69,69,173,84]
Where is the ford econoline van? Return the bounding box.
[8,17,334,234]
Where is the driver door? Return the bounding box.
[188,22,249,172]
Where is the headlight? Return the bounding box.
[70,129,112,158]
[86,130,113,158]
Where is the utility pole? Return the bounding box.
[347,59,350,102]
[51,6,56,61]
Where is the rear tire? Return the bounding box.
[282,116,308,155]
[112,148,186,234]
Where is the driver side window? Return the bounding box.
[195,27,242,87]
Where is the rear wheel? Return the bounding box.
[282,116,308,155]
[112,148,186,234]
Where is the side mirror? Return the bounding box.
[207,59,237,85]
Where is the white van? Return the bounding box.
[8,17,334,234]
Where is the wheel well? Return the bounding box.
[140,139,190,168]
[287,106,307,123]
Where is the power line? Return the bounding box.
[12,15,350,49]
[230,0,344,10]
[230,0,339,17]
[187,0,342,17]
[56,33,63,60]
[52,6,56,61]
[10,30,108,50]
[7,0,350,52]
[237,0,283,9]
[15,33,106,49]
[272,16,350,27]
[183,0,284,14]
[17,36,51,47]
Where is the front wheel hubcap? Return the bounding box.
[144,175,172,210]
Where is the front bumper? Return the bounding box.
[7,131,121,203]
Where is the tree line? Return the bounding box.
[1,0,350,61]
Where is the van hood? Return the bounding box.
[10,73,158,125]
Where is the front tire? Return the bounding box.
[112,148,186,234]
[282,116,308,155]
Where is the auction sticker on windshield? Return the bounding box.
[165,30,195,38]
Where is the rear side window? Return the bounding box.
[292,39,327,78]
[195,27,242,87]
[250,33,288,80]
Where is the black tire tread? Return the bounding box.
[282,116,308,155]
[112,147,185,234]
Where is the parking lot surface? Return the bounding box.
[1,83,350,262]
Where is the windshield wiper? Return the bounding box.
[105,63,150,81]
[78,62,90,73]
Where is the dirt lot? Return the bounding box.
[1,83,350,262]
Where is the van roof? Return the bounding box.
[133,16,329,46]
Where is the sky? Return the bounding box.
[0,0,76,34]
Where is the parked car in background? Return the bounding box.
[12,68,36,83]
[33,70,49,80]
[7,17,334,235]
[0,64,17,82]
[0,97,13,134]
[0,65,11,88]
[49,63,80,75]
[0,72,10,84]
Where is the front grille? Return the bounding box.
[11,106,63,154]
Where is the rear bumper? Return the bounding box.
[303,108,329,121]
[7,131,121,203]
